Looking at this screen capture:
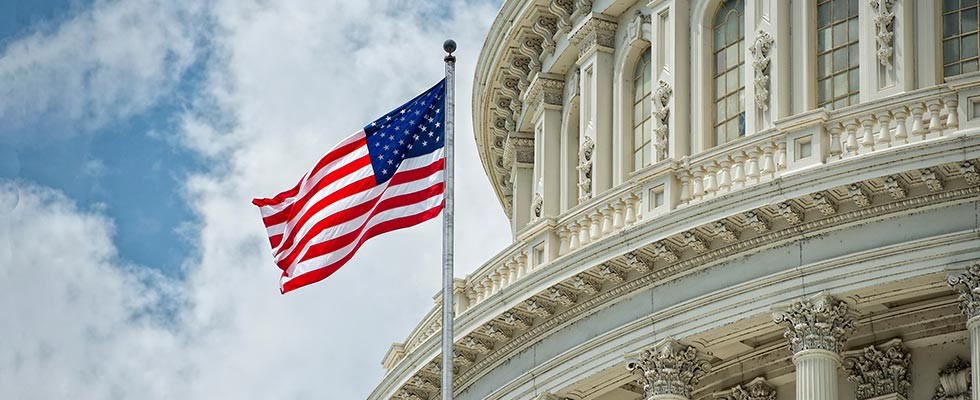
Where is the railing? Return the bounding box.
[382,83,969,372]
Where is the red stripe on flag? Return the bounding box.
[260,155,373,227]
[251,137,367,208]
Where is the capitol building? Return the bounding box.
[371,0,980,399]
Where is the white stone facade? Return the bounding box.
[371,1,980,399]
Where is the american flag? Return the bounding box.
[253,80,446,294]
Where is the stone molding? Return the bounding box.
[627,338,712,399]
[947,261,980,321]
[843,339,911,400]
[772,292,855,355]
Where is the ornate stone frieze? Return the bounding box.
[627,338,712,399]
[408,375,439,392]
[777,201,803,225]
[577,134,595,202]
[713,221,738,243]
[394,387,430,400]
[683,231,709,253]
[461,336,494,354]
[934,357,971,400]
[501,311,532,330]
[811,192,838,216]
[525,75,564,113]
[596,263,626,283]
[870,0,896,67]
[531,13,558,59]
[453,350,476,368]
[960,161,980,184]
[743,211,770,233]
[525,298,555,318]
[772,292,855,354]
[848,184,872,207]
[549,0,573,39]
[843,339,911,400]
[653,81,673,161]
[921,168,945,191]
[508,55,532,92]
[749,30,774,111]
[503,136,534,170]
[715,377,776,400]
[626,10,651,44]
[571,274,602,295]
[570,16,616,58]
[624,251,651,273]
[548,287,577,306]
[947,262,980,320]
[883,176,907,199]
[653,241,679,262]
[519,34,545,73]
[483,323,512,341]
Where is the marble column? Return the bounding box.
[772,292,856,400]
[627,337,712,400]
[947,262,980,400]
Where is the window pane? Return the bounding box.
[835,97,847,109]
[716,76,726,98]
[848,17,859,42]
[716,51,726,72]
[965,33,980,59]
[727,68,739,92]
[966,8,979,33]
[716,99,726,121]
[818,2,832,28]
[819,78,832,102]
[848,0,858,15]
[849,94,860,105]
[833,0,848,22]
[643,95,650,115]
[966,0,979,6]
[834,73,848,97]
[714,26,726,50]
[834,47,848,71]
[818,27,832,52]
[715,126,724,146]
[849,44,860,67]
[946,38,962,63]
[643,120,651,141]
[946,63,962,77]
[727,119,739,141]
[966,59,980,73]
[945,13,960,38]
[738,64,744,86]
[727,94,738,116]
[727,15,739,42]
[727,45,738,68]
[945,0,961,12]
[833,22,847,47]
[818,53,832,76]
[849,69,859,91]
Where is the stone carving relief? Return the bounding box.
[715,377,776,400]
[570,16,617,58]
[749,30,774,111]
[934,357,971,400]
[549,0,573,39]
[653,81,673,161]
[626,10,651,44]
[843,340,911,400]
[772,292,855,354]
[870,0,896,67]
[531,192,544,220]
[531,14,558,59]
[627,338,712,399]
[503,136,535,170]
[948,262,980,320]
[577,134,595,203]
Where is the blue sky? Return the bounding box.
[0,0,510,398]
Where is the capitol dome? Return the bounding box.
[371,1,980,399]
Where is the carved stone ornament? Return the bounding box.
[744,211,770,233]
[960,160,980,184]
[503,136,534,170]
[501,311,532,330]
[843,340,911,400]
[772,292,856,354]
[627,338,713,399]
[848,184,871,207]
[525,298,555,318]
[549,0,574,38]
[624,251,651,273]
[883,176,907,199]
[749,30,774,111]
[683,231,709,253]
[653,81,673,161]
[570,16,617,58]
[577,134,595,202]
[715,377,776,400]
[777,201,803,225]
[526,75,564,111]
[947,262,980,320]
[596,263,626,283]
[921,168,945,192]
[571,274,602,295]
[713,221,739,243]
[548,287,577,306]
[933,357,971,400]
[531,192,544,219]
[811,192,838,216]
[627,10,651,44]
[531,14,559,59]
[870,0,896,67]
[653,241,680,262]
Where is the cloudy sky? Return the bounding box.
[0,0,510,398]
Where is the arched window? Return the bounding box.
[943,1,980,77]
[816,0,859,109]
[713,0,745,147]
[633,49,652,170]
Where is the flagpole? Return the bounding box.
[441,39,457,400]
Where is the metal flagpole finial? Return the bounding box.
[444,39,457,62]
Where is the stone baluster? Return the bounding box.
[947,262,980,400]
[516,252,528,277]
[490,271,502,294]
[601,205,614,235]
[704,161,719,195]
[828,123,843,160]
[627,338,712,400]
[772,292,856,400]
[909,103,926,140]
[946,95,960,130]
[578,216,591,246]
[692,168,705,200]
[612,201,625,229]
[927,99,944,137]
[679,171,692,204]
[465,288,477,311]
[589,210,602,240]
[498,263,511,288]
[776,141,787,171]
[760,144,775,177]
[732,152,747,188]
[844,120,859,156]
[859,115,876,152]
[474,281,485,304]
[557,226,570,255]
[718,157,733,192]
[624,194,638,225]
[875,111,892,149]
[568,222,581,250]
[510,258,521,283]
[892,107,909,144]
[746,148,761,183]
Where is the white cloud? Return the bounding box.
[0,0,206,144]
[1,0,512,399]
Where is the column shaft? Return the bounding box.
[971,317,980,400]
[795,350,839,400]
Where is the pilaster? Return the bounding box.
[504,136,535,232]
[649,0,689,159]
[527,75,565,219]
[947,262,980,400]
[571,14,617,196]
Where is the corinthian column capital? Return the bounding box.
[627,338,712,400]
[948,262,980,322]
[772,292,856,356]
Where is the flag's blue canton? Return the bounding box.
[364,80,446,184]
